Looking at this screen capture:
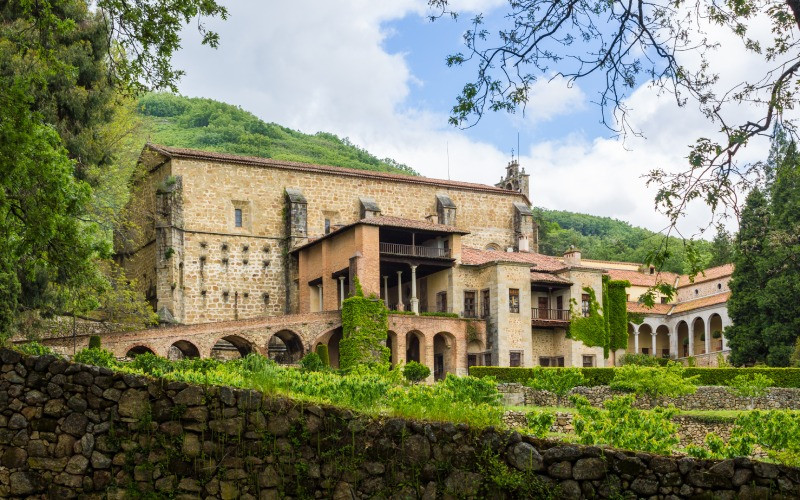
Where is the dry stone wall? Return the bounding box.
[2,349,800,499]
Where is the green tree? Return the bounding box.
[707,225,734,267]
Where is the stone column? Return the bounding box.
[410,265,419,315]
[317,284,323,313]
[651,332,657,357]
[382,276,389,308]
[634,332,639,353]
[338,276,346,309]
[396,271,404,311]
[688,330,694,358]
[705,319,712,354]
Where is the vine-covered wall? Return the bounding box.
[339,278,389,370]
[568,277,631,358]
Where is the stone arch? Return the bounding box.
[655,325,670,358]
[405,330,425,364]
[709,313,724,351]
[676,321,690,357]
[125,345,156,358]
[637,324,653,355]
[211,335,254,360]
[386,330,399,367]
[692,317,706,355]
[485,243,502,251]
[168,340,200,360]
[433,331,457,380]
[268,329,305,364]
[313,328,342,369]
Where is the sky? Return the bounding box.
[170,0,780,237]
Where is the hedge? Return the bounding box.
[469,366,800,388]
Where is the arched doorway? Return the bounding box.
[268,330,305,364]
[125,345,155,358]
[676,321,690,357]
[313,328,342,369]
[637,324,653,355]
[655,325,670,358]
[211,335,254,360]
[692,317,706,355]
[386,330,398,366]
[709,314,724,351]
[405,331,424,364]
[433,332,456,380]
[168,340,200,360]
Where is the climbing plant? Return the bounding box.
[567,278,630,358]
[606,278,630,351]
[567,286,608,357]
[339,277,389,370]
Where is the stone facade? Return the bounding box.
[3,349,799,499]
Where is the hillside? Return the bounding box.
[135,93,418,175]
[533,208,715,274]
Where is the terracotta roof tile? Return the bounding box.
[626,302,673,315]
[530,271,572,285]
[671,292,730,313]
[606,268,679,287]
[676,264,734,288]
[460,247,566,271]
[146,143,529,201]
[358,216,470,234]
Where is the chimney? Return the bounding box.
[518,234,529,252]
[563,245,582,266]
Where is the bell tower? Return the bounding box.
[496,159,530,198]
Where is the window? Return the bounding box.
[718,283,722,290]
[539,356,565,367]
[463,291,476,318]
[483,352,493,366]
[641,347,649,355]
[481,289,490,318]
[649,266,655,275]
[509,288,519,313]
[582,355,595,367]
[661,297,669,304]
[695,289,699,295]
[581,293,591,317]
[626,294,630,301]
[436,292,447,313]
[510,351,523,367]
[467,354,479,368]
[324,218,331,234]
[234,208,243,228]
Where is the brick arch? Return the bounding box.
[312,327,343,369]
[169,340,201,360]
[210,334,259,360]
[405,330,426,364]
[433,331,457,380]
[268,329,305,364]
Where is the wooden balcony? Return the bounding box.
[379,242,451,259]
[531,308,571,327]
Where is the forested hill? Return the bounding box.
[135,93,418,175]
[533,208,715,274]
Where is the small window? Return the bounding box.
[324,218,331,234]
[509,288,520,313]
[695,289,699,295]
[436,291,448,313]
[483,352,492,366]
[582,355,595,367]
[641,347,649,355]
[717,283,722,290]
[467,354,479,368]
[481,289,490,318]
[649,266,655,275]
[463,291,476,318]
[234,208,243,228]
[626,294,630,301]
[581,293,591,317]
[661,297,668,304]
[510,351,523,367]
[539,356,564,367]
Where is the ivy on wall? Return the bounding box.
[567,277,631,358]
[339,277,390,370]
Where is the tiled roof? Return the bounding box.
[676,264,734,288]
[606,268,679,287]
[626,302,673,315]
[357,216,470,234]
[145,143,528,200]
[581,258,643,267]
[530,271,572,285]
[460,247,566,271]
[671,292,730,313]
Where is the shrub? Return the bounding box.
[619,353,669,367]
[524,367,585,405]
[299,352,325,372]
[315,344,330,367]
[74,348,118,369]
[437,374,501,405]
[128,353,173,377]
[572,394,680,454]
[610,362,698,404]
[470,366,615,386]
[525,410,555,438]
[403,361,430,383]
[14,341,55,356]
[726,373,773,409]
[88,335,102,349]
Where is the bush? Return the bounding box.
[726,373,773,399]
[14,341,55,356]
[524,367,585,405]
[299,352,325,372]
[470,366,615,386]
[88,335,102,349]
[436,374,501,405]
[128,353,173,377]
[619,353,669,367]
[315,344,330,367]
[525,411,555,438]
[403,361,430,383]
[610,362,698,403]
[74,348,118,369]
[572,394,680,454]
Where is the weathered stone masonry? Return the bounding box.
[2,349,800,499]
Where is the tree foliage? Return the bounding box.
[609,363,699,404]
[727,130,800,366]
[430,0,800,231]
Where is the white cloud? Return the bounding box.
[520,75,587,123]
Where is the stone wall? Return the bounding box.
[498,383,800,411]
[3,349,800,499]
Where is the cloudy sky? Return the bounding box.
[171,0,779,237]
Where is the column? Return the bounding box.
[338,276,346,309]
[317,284,323,312]
[688,330,694,358]
[705,319,712,354]
[396,271,404,311]
[651,332,657,357]
[634,332,639,353]
[382,276,389,308]
[722,330,728,351]
[410,265,419,315]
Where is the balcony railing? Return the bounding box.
[379,242,451,259]
[531,308,571,321]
